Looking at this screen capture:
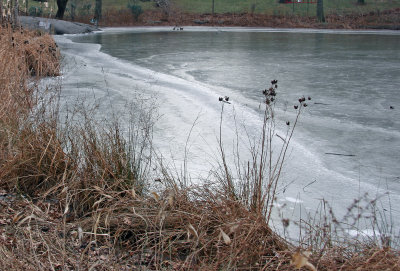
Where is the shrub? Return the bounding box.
[127,2,143,21]
[28,6,43,16]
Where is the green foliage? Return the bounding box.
[80,3,93,15]
[28,6,43,16]
[128,1,143,21]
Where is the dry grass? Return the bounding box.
[0,24,61,195]
[0,24,399,270]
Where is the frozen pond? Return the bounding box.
[55,27,400,239]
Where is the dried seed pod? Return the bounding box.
[282,218,290,227]
[294,105,298,109]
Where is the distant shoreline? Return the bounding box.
[98,25,400,35]
[18,7,399,35]
[99,9,400,31]
[19,16,99,35]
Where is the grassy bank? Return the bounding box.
[1,25,400,270]
[23,0,400,29]
[25,0,400,17]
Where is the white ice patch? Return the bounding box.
[283,197,304,204]
[346,229,381,238]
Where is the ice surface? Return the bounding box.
[54,27,400,237]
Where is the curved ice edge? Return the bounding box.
[62,29,105,37]
[55,32,394,198]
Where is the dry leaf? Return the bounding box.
[78,226,83,242]
[70,230,78,239]
[93,186,102,192]
[151,192,160,201]
[291,250,317,271]
[220,228,231,245]
[229,223,240,233]
[131,187,136,198]
[63,204,69,216]
[61,186,68,194]
[92,198,105,208]
[167,195,174,207]
[102,193,113,199]
[17,214,38,227]
[187,224,199,240]
[12,212,24,223]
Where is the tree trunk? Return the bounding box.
[13,0,19,19]
[94,0,102,26]
[56,0,68,19]
[317,0,325,22]
[10,0,19,26]
[0,2,3,24]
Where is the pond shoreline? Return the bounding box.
[19,16,99,35]
[101,9,400,31]
[18,6,399,35]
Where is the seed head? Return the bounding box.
[282,218,290,228]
